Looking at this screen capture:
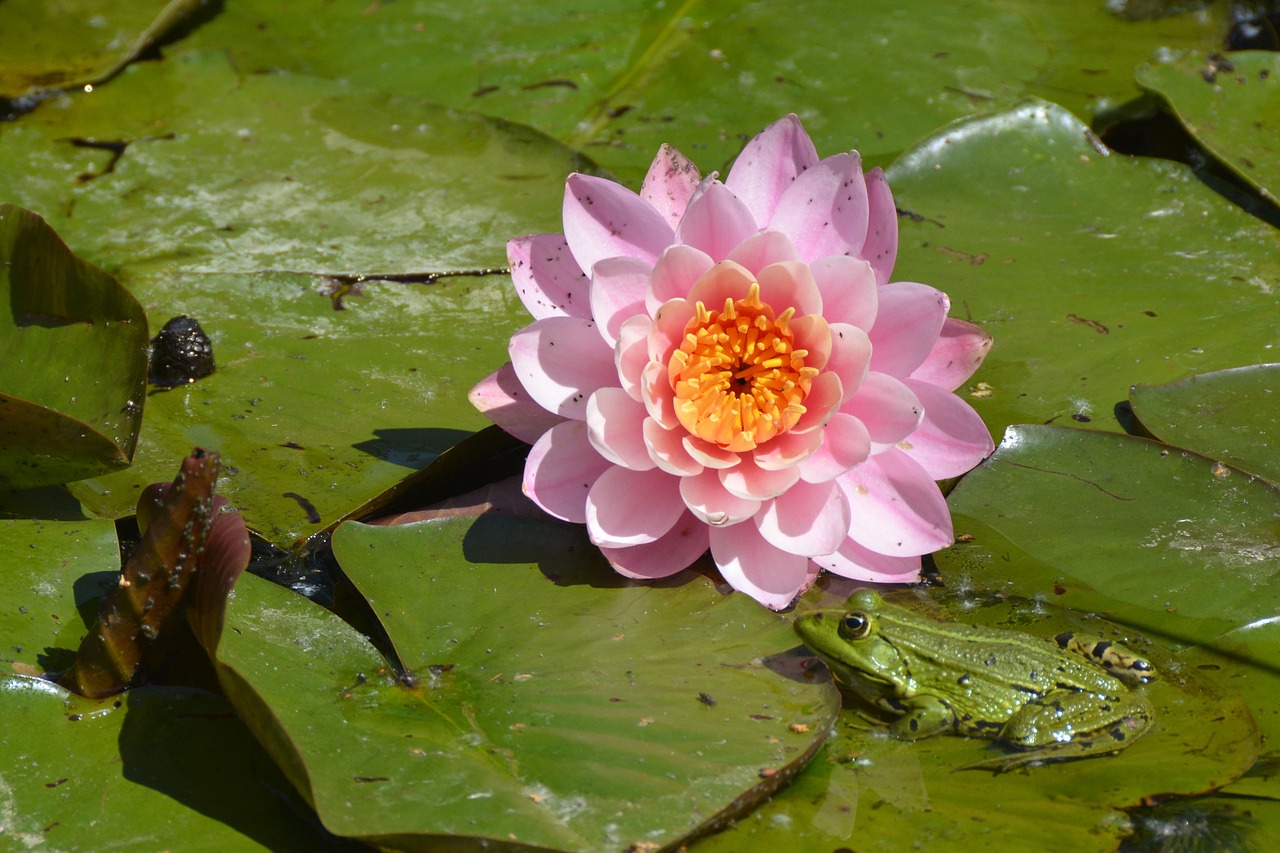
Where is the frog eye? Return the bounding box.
[839,611,871,640]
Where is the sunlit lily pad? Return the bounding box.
[185,0,1227,181]
[1130,363,1280,487]
[934,423,1280,757]
[0,518,119,677]
[0,50,589,542]
[0,677,358,851]
[212,515,837,851]
[694,589,1258,853]
[0,205,148,490]
[1138,50,1280,207]
[887,101,1280,437]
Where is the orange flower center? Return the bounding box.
[668,282,817,453]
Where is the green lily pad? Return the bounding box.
[65,273,520,545]
[0,50,589,541]
[211,516,837,851]
[886,100,1280,438]
[0,0,210,108]
[1138,50,1280,207]
[1130,363,1280,486]
[937,425,1280,652]
[0,205,148,490]
[694,589,1258,853]
[0,677,358,851]
[182,0,1227,182]
[0,518,120,677]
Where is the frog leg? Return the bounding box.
[962,688,1154,772]
[887,694,957,740]
[1053,632,1157,686]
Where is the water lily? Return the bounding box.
[471,115,993,609]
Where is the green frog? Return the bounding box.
[794,590,1157,770]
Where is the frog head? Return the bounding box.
[793,590,913,693]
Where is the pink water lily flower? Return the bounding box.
[470,115,993,609]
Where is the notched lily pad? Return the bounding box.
[0,204,148,490]
[1130,363,1280,487]
[211,515,837,852]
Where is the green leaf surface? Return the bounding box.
[694,590,1258,853]
[937,425,1280,651]
[1138,50,1280,207]
[886,101,1280,436]
[183,0,1227,183]
[0,518,119,677]
[0,677,358,852]
[65,273,519,544]
[1,49,585,541]
[1130,363,1280,486]
[212,517,837,851]
[0,205,148,490]
[0,0,206,105]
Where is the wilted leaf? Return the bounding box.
[60,448,248,697]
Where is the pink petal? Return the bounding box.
[647,244,714,315]
[509,316,616,419]
[676,179,760,262]
[863,167,898,285]
[720,457,800,500]
[649,297,695,363]
[586,466,684,548]
[796,412,871,483]
[810,255,877,329]
[839,448,953,556]
[587,387,655,471]
[524,421,612,523]
[563,173,674,274]
[686,260,756,312]
[812,537,922,583]
[508,234,591,320]
[641,144,701,230]
[841,372,923,453]
[468,363,568,445]
[615,315,650,401]
[589,256,651,348]
[756,260,823,317]
[683,436,741,469]
[600,510,710,579]
[709,522,812,610]
[769,153,869,263]
[725,114,819,227]
[753,428,824,470]
[910,318,994,392]
[789,370,843,434]
[900,379,994,479]
[867,282,949,378]
[680,468,761,526]
[724,229,801,276]
[756,479,850,557]
[825,323,872,403]
[644,418,703,476]
[641,361,681,430]
[790,313,831,372]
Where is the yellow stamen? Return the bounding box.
[671,282,813,452]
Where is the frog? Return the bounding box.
[793,590,1157,771]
